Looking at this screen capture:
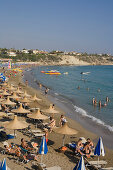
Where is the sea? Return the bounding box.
[23,65,113,148]
[23,65,113,150]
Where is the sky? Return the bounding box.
[0,0,113,54]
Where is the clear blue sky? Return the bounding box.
[0,0,113,54]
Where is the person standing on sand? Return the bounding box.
[45,88,49,96]
[25,80,28,86]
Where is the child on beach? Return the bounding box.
[59,115,67,126]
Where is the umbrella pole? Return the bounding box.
[98,156,99,166]
[62,134,65,146]
[41,154,43,164]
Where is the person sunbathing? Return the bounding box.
[86,138,94,149]
[15,146,38,162]
[75,139,84,155]
[47,117,56,132]
[82,142,91,158]
[21,138,33,151]
[4,144,17,155]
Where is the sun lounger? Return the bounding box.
[19,146,28,153]
[100,168,113,170]
[30,129,42,133]
[44,166,61,170]
[69,143,76,149]
[88,160,107,168]
[37,164,61,170]
[33,133,45,137]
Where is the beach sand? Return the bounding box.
[0,67,113,170]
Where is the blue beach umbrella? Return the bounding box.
[39,136,48,163]
[73,156,86,170]
[94,137,105,165]
[0,73,3,76]
[1,158,7,170]
[94,137,105,157]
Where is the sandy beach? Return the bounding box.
[0,66,113,170]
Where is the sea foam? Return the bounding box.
[74,105,113,132]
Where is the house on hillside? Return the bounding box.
[21,49,29,54]
[7,52,16,57]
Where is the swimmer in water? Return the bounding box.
[77,86,80,90]
[106,96,110,102]
[87,87,89,91]
[92,98,95,105]
[97,88,100,92]
[94,98,97,106]
[99,100,101,108]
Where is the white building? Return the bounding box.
[21,49,29,54]
[7,52,16,57]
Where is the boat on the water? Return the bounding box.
[80,72,90,75]
[41,70,61,75]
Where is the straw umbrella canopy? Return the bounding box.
[1,96,16,106]
[0,98,4,103]
[1,89,11,96]
[27,108,48,128]
[0,112,7,117]
[16,87,24,94]
[3,115,28,136]
[42,104,59,115]
[0,82,8,87]
[21,91,31,98]
[7,85,16,91]
[19,96,31,103]
[30,94,42,102]
[12,103,30,114]
[53,123,78,146]
[10,92,21,100]
[28,108,48,120]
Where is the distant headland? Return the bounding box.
[0,48,113,65]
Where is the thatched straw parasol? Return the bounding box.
[19,96,31,103]
[21,91,31,98]
[0,98,4,102]
[1,96,16,106]
[28,108,48,120]
[31,94,42,102]
[42,104,59,114]
[12,103,30,114]
[0,112,7,117]
[27,108,48,128]
[7,84,16,91]
[10,92,21,100]
[53,123,78,146]
[3,115,28,137]
[0,82,8,86]
[1,89,11,96]
[16,87,24,94]
[3,115,28,129]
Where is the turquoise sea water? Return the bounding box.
[27,65,113,131]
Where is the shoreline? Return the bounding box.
[23,67,113,150]
[1,66,113,169]
[22,65,113,167]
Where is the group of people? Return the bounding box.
[46,114,67,133]
[92,96,110,108]
[4,138,39,162]
[75,138,94,158]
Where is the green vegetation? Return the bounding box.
[0,52,61,63]
[0,48,113,64]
